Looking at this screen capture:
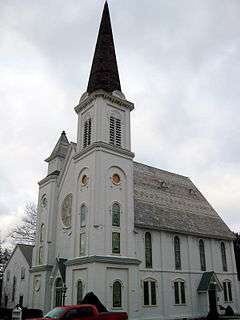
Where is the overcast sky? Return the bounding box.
[0,0,240,241]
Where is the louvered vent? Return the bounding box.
[83,119,92,148]
[109,116,121,147]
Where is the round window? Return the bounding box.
[112,173,121,185]
[81,175,88,186]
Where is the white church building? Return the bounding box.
[28,2,240,319]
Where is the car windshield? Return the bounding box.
[44,308,66,319]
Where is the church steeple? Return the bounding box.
[87,1,121,94]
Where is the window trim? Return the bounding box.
[112,280,122,309]
[80,204,87,228]
[76,279,84,305]
[174,236,181,270]
[142,278,157,307]
[223,280,233,302]
[40,223,45,242]
[21,267,25,280]
[145,232,152,269]
[112,202,121,228]
[221,242,228,272]
[112,232,121,254]
[79,232,86,256]
[173,279,186,305]
[199,239,206,271]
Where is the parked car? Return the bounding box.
[27,304,128,320]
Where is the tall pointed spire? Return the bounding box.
[87,2,121,94]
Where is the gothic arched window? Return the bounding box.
[199,239,206,271]
[174,279,186,305]
[40,223,45,242]
[174,236,181,270]
[80,205,87,227]
[113,281,122,308]
[77,280,83,304]
[143,279,157,306]
[221,242,228,272]
[38,246,43,265]
[12,276,16,302]
[55,278,63,307]
[223,280,232,302]
[112,203,120,227]
[145,232,152,268]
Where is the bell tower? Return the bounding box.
[75,1,134,154]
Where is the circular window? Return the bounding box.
[81,175,88,186]
[61,194,73,228]
[112,173,121,185]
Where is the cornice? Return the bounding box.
[65,255,141,267]
[38,171,60,186]
[30,265,53,273]
[73,141,135,162]
[75,90,134,114]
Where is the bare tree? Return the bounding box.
[9,202,37,245]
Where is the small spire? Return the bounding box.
[87,2,121,94]
[45,131,69,162]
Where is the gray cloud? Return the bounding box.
[0,0,239,238]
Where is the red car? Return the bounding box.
[29,304,128,320]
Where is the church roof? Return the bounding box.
[45,131,70,162]
[197,272,222,291]
[87,2,121,94]
[133,162,234,240]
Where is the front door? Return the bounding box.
[208,289,217,312]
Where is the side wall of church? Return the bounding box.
[135,228,240,319]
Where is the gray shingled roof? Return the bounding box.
[18,244,34,266]
[133,162,234,240]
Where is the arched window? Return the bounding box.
[77,280,83,304]
[174,236,181,270]
[38,246,43,265]
[113,281,122,308]
[199,239,206,271]
[55,278,63,307]
[223,280,232,302]
[143,279,157,306]
[112,203,120,227]
[12,276,16,302]
[83,118,92,148]
[80,205,87,227]
[221,242,228,272]
[174,279,186,305]
[40,223,45,242]
[145,232,152,268]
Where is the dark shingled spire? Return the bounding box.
[87,1,121,94]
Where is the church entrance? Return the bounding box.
[208,284,217,312]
